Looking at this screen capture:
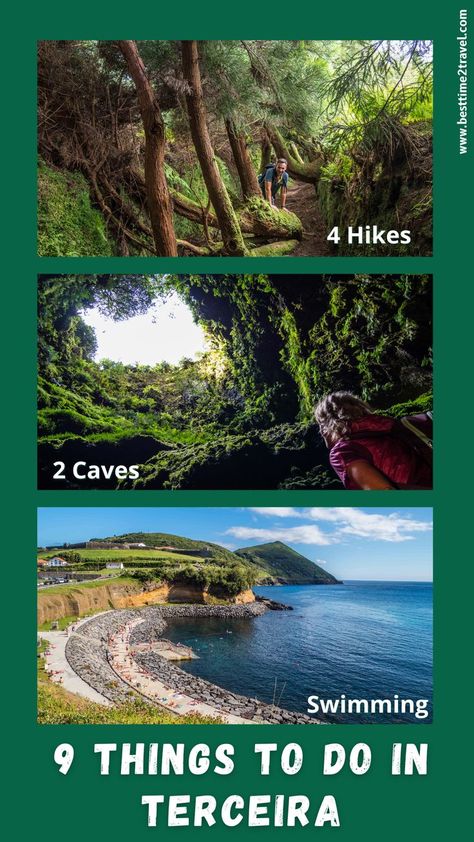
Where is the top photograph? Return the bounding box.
[37,40,433,258]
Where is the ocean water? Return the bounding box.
[163,582,433,724]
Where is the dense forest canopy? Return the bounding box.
[38,274,433,490]
[38,40,433,257]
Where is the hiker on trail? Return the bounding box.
[259,158,289,211]
[314,391,433,490]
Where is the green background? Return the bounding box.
[3,0,471,836]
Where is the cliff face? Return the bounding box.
[233,589,255,604]
[37,581,255,624]
[38,582,150,625]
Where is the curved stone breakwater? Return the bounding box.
[64,609,146,703]
[64,605,318,724]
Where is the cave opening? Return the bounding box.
[37,273,433,491]
[80,292,209,367]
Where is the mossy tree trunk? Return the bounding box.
[117,40,177,257]
[289,141,305,165]
[266,123,323,184]
[225,118,261,199]
[260,130,272,171]
[239,197,303,240]
[181,41,247,256]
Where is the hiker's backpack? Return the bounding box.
[344,412,433,488]
[399,413,433,457]
[258,163,276,185]
[348,413,433,467]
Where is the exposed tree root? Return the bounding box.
[249,240,299,256]
[266,124,323,184]
[176,239,218,255]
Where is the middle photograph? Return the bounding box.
[38,273,433,491]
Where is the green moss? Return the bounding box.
[318,173,432,257]
[127,433,255,489]
[38,274,432,491]
[121,422,332,491]
[38,379,134,439]
[276,309,313,417]
[279,466,342,490]
[38,160,113,256]
[305,275,432,406]
[241,197,303,239]
[386,393,433,417]
[250,240,299,256]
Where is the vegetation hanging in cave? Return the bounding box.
[38,274,432,490]
[38,40,432,257]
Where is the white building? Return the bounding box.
[106,562,124,570]
[48,557,69,567]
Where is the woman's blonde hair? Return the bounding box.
[314,391,373,443]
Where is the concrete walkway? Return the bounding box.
[107,618,258,724]
[39,616,112,707]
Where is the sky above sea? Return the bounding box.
[38,507,433,582]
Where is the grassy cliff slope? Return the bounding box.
[235,541,341,584]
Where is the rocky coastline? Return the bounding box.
[64,603,318,724]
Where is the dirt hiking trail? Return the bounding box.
[286,181,332,256]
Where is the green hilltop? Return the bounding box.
[235,541,341,585]
[93,533,341,584]
[40,533,341,589]
[95,532,237,563]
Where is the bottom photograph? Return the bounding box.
[37,506,433,725]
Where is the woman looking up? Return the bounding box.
[314,392,432,490]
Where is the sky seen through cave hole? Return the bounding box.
[81,292,209,366]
